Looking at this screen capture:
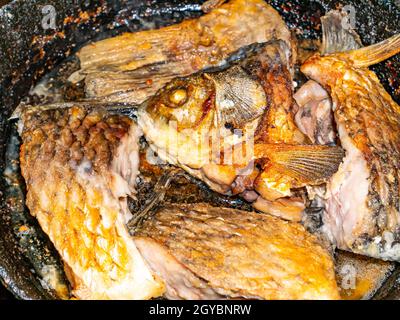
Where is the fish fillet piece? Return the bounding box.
[301,11,400,261]
[19,105,165,299]
[134,203,340,300]
[294,11,361,146]
[335,251,395,300]
[77,0,294,104]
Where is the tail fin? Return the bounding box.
[320,10,362,55]
[321,10,400,67]
[344,34,400,68]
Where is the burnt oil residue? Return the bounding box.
[0,0,399,299]
[269,0,326,39]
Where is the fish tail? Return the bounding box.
[345,34,400,68]
[254,144,345,184]
[320,10,400,67]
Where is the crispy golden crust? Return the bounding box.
[20,106,164,299]
[302,53,400,258]
[335,251,395,300]
[20,106,132,174]
[136,203,340,300]
[248,44,308,145]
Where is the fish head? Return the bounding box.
[138,75,217,168]
[206,65,267,131]
[141,65,267,132]
[138,66,268,168]
[141,75,216,132]
[140,65,267,135]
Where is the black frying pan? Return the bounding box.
[0,0,399,300]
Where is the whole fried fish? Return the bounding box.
[138,40,344,221]
[76,0,294,105]
[18,105,165,299]
[301,11,400,261]
[134,203,340,300]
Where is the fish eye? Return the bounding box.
[168,88,188,107]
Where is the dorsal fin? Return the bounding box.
[320,10,363,55]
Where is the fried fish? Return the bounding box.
[76,0,294,105]
[138,40,344,221]
[301,11,400,261]
[17,103,340,300]
[18,105,165,299]
[134,203,340,300]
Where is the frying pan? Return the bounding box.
[0,0,399,300]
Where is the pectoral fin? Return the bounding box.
[254,144,345,184]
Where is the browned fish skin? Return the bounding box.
[301,12,400,261]
[77,0,293,104]
[134,203,340,300]
[19,106,164,299]
[246,42,308,145]
[21,107,132,175]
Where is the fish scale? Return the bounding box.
[18,105,165,299]
[134,203,340,299]
[301,10,400,261]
